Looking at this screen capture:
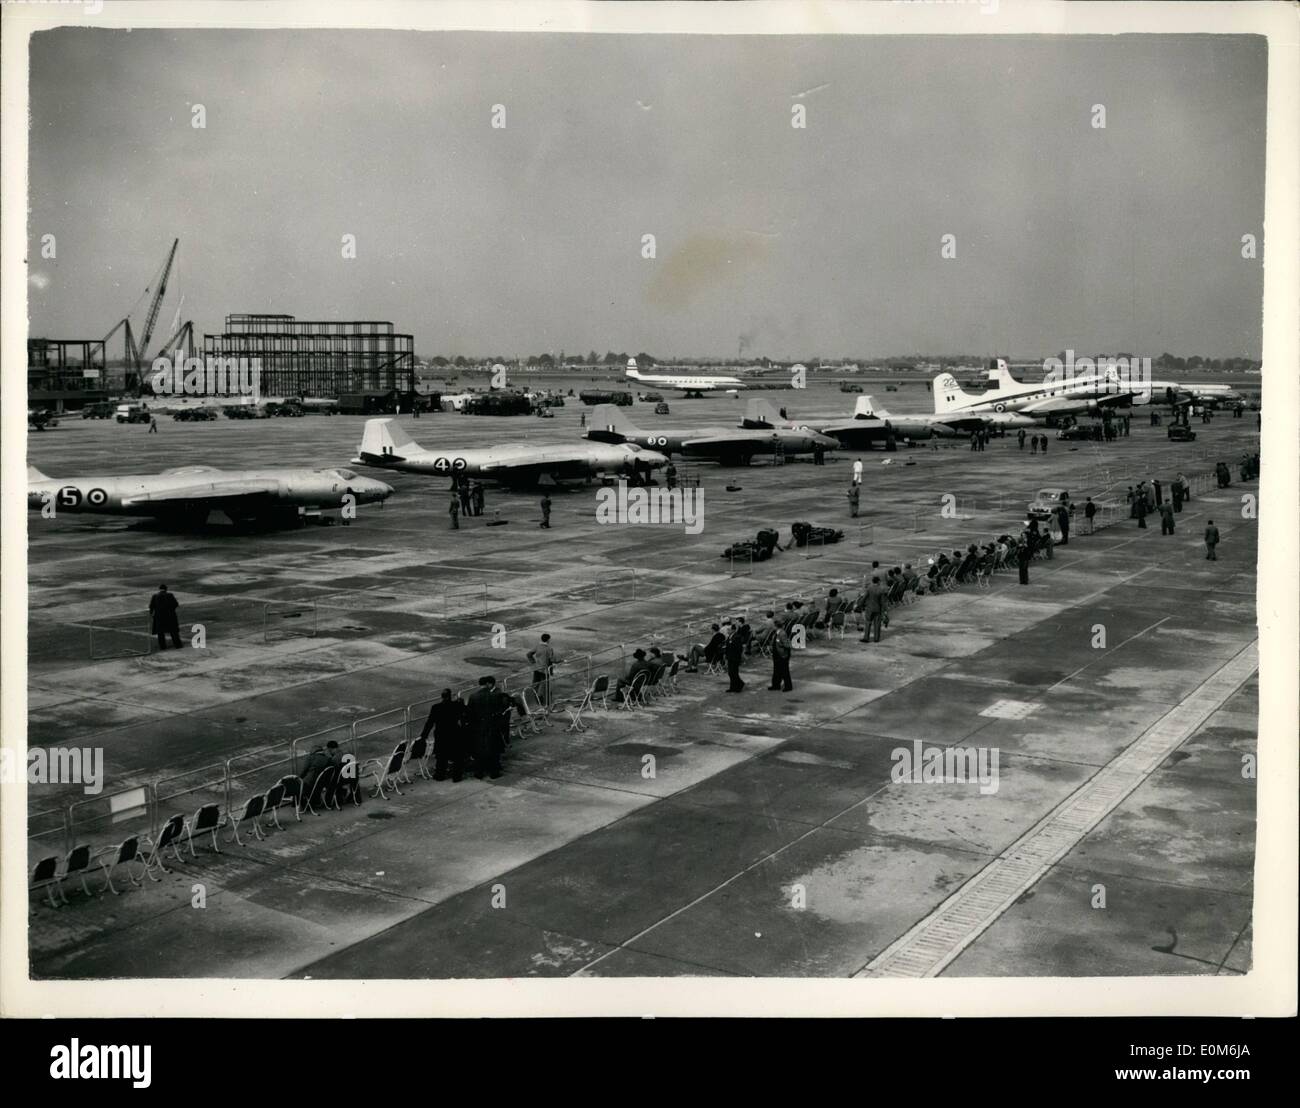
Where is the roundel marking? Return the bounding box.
[994,402,1007,413]
[86,488,109,507]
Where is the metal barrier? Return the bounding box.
[89,618,153,661]
[154,763,229,828]
[352,706,408,764]
[28,805,71,859]
[288,725,353,778]
[439,585,489,619]
[67,785,154,859]
[264,600,318,642]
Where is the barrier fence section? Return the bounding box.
[89,617,153,661]
[64,785,154,864]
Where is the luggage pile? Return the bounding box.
[790,521,845,547]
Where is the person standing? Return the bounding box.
[1017,534,1032,585]
[529,633,558,708]
[1018,428,1026,450]
[1030,435,1038,455]
[665,462,677,490]
[458,479,472,517]
[1084,496,1096,534]
[1178,471,1190,503]
[847,483,860,518]
[1171,476,1184,513]
[470,481,485,517]
[540,494,552,528]
[769,625,793,692]
[1204,519,1220,560]
[579,411,586,428]
[860,575,887,644]
[449,494,460,529]
[1040,433,1048,454]
[468,676,505,779]
[1056,503,1070,545]
[1159,502,1175,536]
[1153,478,1163,507]
[149,583,182,650]
[148,416,158,434]
[420,689,469,782]
[724,623,746,693]
[1136,494,1148,529]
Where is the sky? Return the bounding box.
[26,30,1267,361]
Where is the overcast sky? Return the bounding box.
[27,30,1266,360]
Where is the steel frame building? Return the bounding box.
[202,314,415,399]
[28,338,110,411]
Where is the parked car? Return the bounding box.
[654,402,671,415]
[1027,487,1073,522]
[1057,426,1095,441]
[172,407,218,421]
[1167,424,1197,442]
[81,401,116,419]
[115,402,149,423]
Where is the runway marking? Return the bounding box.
[853,639,1258,979]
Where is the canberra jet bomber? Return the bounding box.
[355,418,671,484]
[27,464,394,529]
[740,398,904,449]
[585,404,839,465]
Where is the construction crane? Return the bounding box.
[102,238,181,395]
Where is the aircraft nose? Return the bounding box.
[815,432,839,449]
[643,450,670,467]
[365,479,395,502]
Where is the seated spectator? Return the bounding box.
[300,742,337,798]
[616,648,652,699]
[902,563,919,591]
[646,646,668,681]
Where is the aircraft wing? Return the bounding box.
[681,433,773,450]
[120,478,280,508]
[1017,392,1132,417]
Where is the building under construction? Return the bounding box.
[28,338,110,412]
[202,314,416,399]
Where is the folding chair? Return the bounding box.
[365,742,407,799]
[301,765,341,815]
[334,756,364,807]
[184,803,224,857]
[660,657,683,694]
[619,670,649,710]
[224,794,267,847]
[563,674,610,732]
[59,843,95,901]
[518,687,548,733]
[830,601,849,638]
[643,664,665,700]
[31,855,66,908]
[97,835,144,896]
[401,735,432,783]
[268,775,303,827]
[140,814,186,880]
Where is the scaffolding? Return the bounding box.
[203,314,415,399]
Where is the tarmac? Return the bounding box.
[25,392,1260,979]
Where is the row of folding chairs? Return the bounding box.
[560,656,685,732]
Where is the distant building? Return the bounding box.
[203,313,415,399]
[28,338,109,412]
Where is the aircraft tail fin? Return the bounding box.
[854,395,888,419]
[355,418,419,464]
[987,358,1018,390]
[590,403,642,437]
[932,373,977,414]
[742,398,782,427]
[624,367,643,381]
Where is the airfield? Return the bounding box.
[25,383,1259,979]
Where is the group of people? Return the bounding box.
[417,675,525,781]
[1018,432,1050,454]
[448,479,487,528]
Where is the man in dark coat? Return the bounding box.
[769,625,793,692]
[860,576,888,643]
[467,676,506,779]
[149,583,182,650]
[724,624,746,693]
[1056,503,1070,545]
[420,688,469,781]
[1204,520,1220,560]
[1159,502,1175,536]
[299,743,335,799]
[1017,534,1032,585]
